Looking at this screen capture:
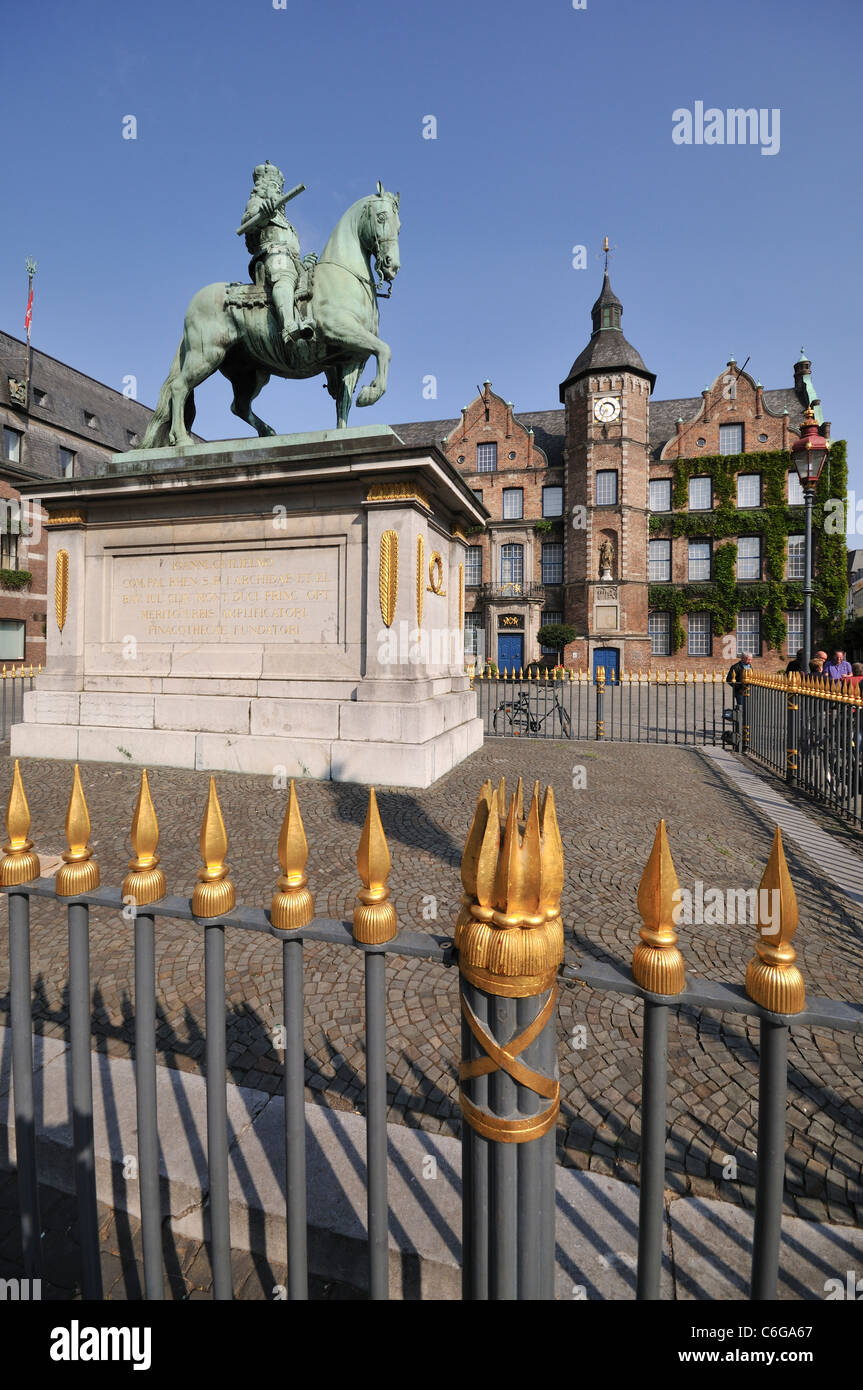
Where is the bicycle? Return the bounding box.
[491,688,572,738]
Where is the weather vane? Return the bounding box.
[596,236,617,271]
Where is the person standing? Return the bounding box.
[785,648,805,675]
[824,650,853,682]
[726,651,753,707]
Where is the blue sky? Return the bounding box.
[2,0,860,519]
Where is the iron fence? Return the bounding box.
[744,671,863,828]
[475,667,732,745]
[1,760,861,1301]
[0,665,39,741]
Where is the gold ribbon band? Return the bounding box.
[459,1089,560,1144]
[459,987,558,1099]
[458,960,559,998]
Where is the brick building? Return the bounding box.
[0,331,156,665]
[395,271,844,676]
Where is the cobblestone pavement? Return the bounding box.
[0,743,861,1229]
[0,1169,361,1299]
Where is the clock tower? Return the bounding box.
[559,266,655,676]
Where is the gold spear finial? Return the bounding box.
[0,760,40,885]
[56,764,100,896]
[271,780,315,931]
[633,820,685,994]
[122,769,166,905]
[192,777,235,918]
[745,827,804,1013]
[353,787,397,944]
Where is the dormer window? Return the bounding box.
[84,411,98,429]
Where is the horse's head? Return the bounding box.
[362,180,401,283]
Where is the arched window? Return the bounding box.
[500,543,524,587]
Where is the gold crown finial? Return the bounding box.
[633,820,685,995]
[56,764,100,897]
[458,779,564,995]
[122,769,166,906]
[353,788,397,944]
[0,760,40,885]
[271,780,315,931]
[455,779,493,951]
[192,777,235,918]
[745,827,804,1013]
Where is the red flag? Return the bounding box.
[24,284,33,335]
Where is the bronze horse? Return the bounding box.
[141,183,401,448]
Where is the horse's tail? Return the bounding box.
[141,343,183,448]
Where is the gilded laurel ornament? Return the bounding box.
[416,535,424,627]
[55,550,69,632]
[379,529,398,628]
[426,550,446,596]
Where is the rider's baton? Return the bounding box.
[236,183,306,236]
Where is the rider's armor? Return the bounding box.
[242,175,314,344]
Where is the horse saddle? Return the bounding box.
[224,282,270,310]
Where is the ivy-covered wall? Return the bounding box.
[648,442,847,654]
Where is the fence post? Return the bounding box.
[353,787,398,1301]
[632,820,685,1300]
[745,827,803,1300]
[0,761,43,1278]
[457,776,564,1300]
[595,665,606,740]
[193,777,236,1302]
[785,674,799,786]
[55,765,103,1300]
[741,670,751,755]
[123,769,167,1302]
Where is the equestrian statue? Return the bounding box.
[141,162,401,448]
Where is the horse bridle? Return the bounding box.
[316,196,397,301]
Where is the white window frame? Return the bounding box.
[737,473,761,508]
[649,539,671,582]
[688,540,711,581]
[787,471,805,505]
[785,610,803,656]
[595,470,618,506]
[500,543,524,586]
[787,534,805,580]
[0,619,25,661]
[541,542,563,585]
[3,428,22,463]
[687,612,712,657]
[649,479,672,513]
[737,536,761,580]
[542,485,563,517]
[688,476,712,511]
[502,487,523,520]
[648,611,671,657]
[464,546,482,587]
[720,424,744,456]
[476,442,497,473]
[736,608,760,656]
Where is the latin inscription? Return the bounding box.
[113,549,339,643]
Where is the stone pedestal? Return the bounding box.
[13,426,486,787]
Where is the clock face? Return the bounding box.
[594,396,620,423]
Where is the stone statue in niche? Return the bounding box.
[599,539,614,581]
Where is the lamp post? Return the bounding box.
[791,407,830,666]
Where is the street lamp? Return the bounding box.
[791,406,830,666]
